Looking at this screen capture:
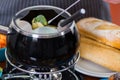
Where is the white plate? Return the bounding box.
[75,58,116,78]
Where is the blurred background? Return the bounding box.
[110,4,120,25]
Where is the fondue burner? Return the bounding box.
[1,51,81,80]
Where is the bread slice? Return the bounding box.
[77,17,120,49]
[79,36,120,72]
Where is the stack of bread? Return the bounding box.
[77,17,120,72]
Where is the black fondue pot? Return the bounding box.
[0,6,79,69]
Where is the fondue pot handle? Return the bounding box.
[60,8,86,27]
[0,25,14,35]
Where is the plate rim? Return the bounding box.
[75,58,116,78]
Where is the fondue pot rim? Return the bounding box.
[11,5,75,38]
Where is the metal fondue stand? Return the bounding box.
[2,50,80,80]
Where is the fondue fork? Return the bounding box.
[48,0,80,24]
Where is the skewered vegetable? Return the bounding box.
[32,15,48,29]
